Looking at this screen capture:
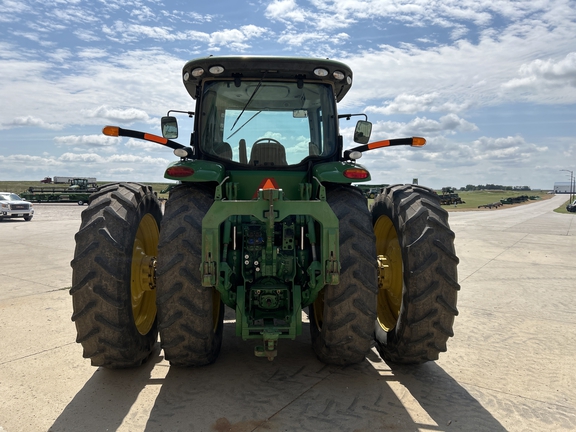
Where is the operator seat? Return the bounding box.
[309,142,320,156]
[213,142,233,160]
[249,141,287,166]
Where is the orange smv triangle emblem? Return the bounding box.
[253,177,280,198]
[262,178,276,189]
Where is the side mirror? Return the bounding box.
[161,116,179,139]
[354,120,372,144]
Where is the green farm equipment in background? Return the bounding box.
[70,56,459,368]
[355,184,389,199]
[438,187,465,205]
[500,195,530,205]
[21,178,98,205]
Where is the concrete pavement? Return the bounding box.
[0,196,575,431]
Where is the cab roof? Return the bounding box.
[182,56,353,102]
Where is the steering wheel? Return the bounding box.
[253,137,282,146]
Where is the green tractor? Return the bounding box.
[70,56,459,368]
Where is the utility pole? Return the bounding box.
[560,169,574,203]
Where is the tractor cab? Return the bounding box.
[161,56,371,170]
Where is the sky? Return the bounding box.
[0,0,575,190]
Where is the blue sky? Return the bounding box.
[0,0,575,189]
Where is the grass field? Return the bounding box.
[439,190,553,210]
[365,189,553,211]
[554,198,575,214]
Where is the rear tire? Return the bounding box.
[70,183,161,368]
[156,184,224,367]
[309,185,378,365]
[372,184,459,364]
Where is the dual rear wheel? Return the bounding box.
[70,183,223,368]
[310,184,459,365]
[71,183,459,368]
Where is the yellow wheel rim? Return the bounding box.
[131,213,159,335]
[212,290,221,333]
[312,290,325,330]
[374,215,403,332]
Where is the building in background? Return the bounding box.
[554,182,573,193]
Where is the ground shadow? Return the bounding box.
[49,344,164,432]
[143,326,507,432]
[50,322,506,432]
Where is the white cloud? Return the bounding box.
[106,154,169,165]
[266,0,554,33]
[77,48,108,59]
[355,131,552,188]
[367,114,478,139]
[102,22,179,42]
[502,52,576,95]
[365,93,472,115]
[59,152,106,163]
[266,0,356,30]
[0,153,68,177]
[131,5,155,21]
[85,106,151,123]
[54,151,171,179]
[240,24,267,39]
[365,93,439,115]
[109,167,135,174]
[339,14,576,111]
[74,29,101,42]
[54,135,119,147]
[12,31,46,45]
[48,6,100,24]
[0,49,189,129]
[0,0,31,17]
[159,10,214,24]
[100,21,267,50]
[208,26,269,50]
[470,135,547,164]
[278,31,349,47]
[1,154,57,164]
[265,0,306,23]
[2,116,63,130]
[125,137,166,152]
[46,48,72,63]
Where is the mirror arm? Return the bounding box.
[102,126,187,151]
[338,113,368,121]
[343,137,427,160]
[167,110,194,117]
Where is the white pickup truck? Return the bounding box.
[0,192,34,221]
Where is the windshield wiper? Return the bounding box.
[226,111,262,140]
[229,73,266,132]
